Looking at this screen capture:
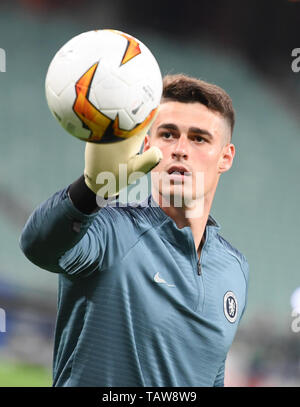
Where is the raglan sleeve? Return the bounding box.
[19,186,108,277]
[240,256,249,322]
[213,358,226,387]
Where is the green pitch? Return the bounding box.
[0,362,52,387]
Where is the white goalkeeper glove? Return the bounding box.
[84,118,162,199]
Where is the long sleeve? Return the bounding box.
[19,187,106,277]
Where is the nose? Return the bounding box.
[171,136,188,160]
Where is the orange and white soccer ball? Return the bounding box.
[45,29,162,143]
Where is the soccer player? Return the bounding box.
[20,74,249,387]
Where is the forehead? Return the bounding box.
[153,101,229,137]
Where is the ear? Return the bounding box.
[218,143,235,174]
[143,133,151,153]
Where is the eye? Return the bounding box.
[194,135,205,144]
[161,131,173,140]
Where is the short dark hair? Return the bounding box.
[162,74,235,136]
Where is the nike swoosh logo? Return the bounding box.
[154,272,175,287]
[131,101,144,115]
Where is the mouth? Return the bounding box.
[167,165,192,177]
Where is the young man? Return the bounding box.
[20,74,249,387]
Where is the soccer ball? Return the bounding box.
[45,29,162,143]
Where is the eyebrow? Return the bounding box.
[157,123,214,139]
[157,123,178,132]
[189,127,214,140]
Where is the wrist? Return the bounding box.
[68,175,99,214]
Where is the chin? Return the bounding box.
[159,187,192,208]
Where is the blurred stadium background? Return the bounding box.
[0,0,300,386]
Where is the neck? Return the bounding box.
[152,190,214,257]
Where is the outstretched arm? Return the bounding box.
[19,184,106,277]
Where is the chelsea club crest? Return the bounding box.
[223,291,238,323]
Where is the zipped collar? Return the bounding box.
[130,195,220,247]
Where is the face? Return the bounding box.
[143,101,235,207]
